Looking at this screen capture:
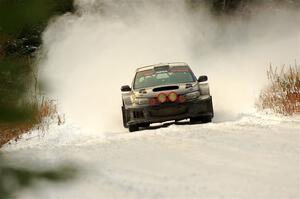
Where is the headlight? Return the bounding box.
[185,91,200,100]
[132,97,149,105]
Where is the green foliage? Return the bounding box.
[0,57,36,122]
[0,2,74,197]
[0,0,73,123]
[0,0,73,36]
[0,156,76,199]
[0,58,31,102]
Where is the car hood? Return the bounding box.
[132,82,199,98]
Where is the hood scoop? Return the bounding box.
[138,89,147,94]
[153,85,179,92]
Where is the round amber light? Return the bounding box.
[168,92,177,102]
[157,93,167,103]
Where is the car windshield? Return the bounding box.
[133,66,196,89]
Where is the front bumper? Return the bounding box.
[126,96,213,125]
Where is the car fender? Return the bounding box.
[199,82,210,95]
[122,92,133,108]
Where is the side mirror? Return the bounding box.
[198,75,208,82]
[121,85,131,92]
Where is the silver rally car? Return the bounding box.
[121,62,214,132]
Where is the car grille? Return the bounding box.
[133,110,144,118]
[149,106,187,117]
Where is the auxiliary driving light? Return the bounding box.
[148,98,157,106]
[168,92,178,102]
[157,93,167,103]
[178,95,186,103]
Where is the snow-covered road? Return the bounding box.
[2,113,300,199]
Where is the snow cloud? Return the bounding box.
[39,0,300,132]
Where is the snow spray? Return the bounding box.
[39,0,300,131]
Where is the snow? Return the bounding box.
[1,112,300,199]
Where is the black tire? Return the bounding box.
[129,124,139,132]
[140,123,150,128]
[190,116,212,124]
[122,106,128,128]
[208,98,214,118]
[201,116,212,123]
[190,117,201,124]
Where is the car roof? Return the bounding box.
[136,62,190,72]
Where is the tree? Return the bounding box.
[0,1,75,198]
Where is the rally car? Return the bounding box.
[121,62,214,132]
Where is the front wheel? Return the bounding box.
[139,123,150,128]
[190,117,201,124]
[201,116,212,123]
[190,116,212,124]
[122,106,128,128]
[128,124,139,132]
